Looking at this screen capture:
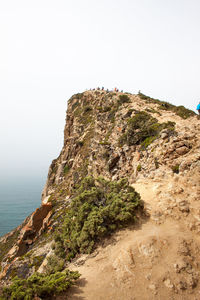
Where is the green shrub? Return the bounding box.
[84,106,92,113]
[54,234,66,258]
[103,106,112,112]
[107,109,116,123]
[30,255,44,271]
[172,164,179,174]
[173,105,195,119]
[119,111,175,149]
[78,106,93,126]
[72,93,84,100]
[99,141,111,145]
[1,270,80,300]
[97,105,111,113]
[45,255,65,275]
[118,94,130,105]
[137,164,142,172]
[64,165,71,174]
[141,136,157,149]
[138,93,195,119]
[55,176,142,258]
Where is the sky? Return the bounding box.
[0,0,200,181]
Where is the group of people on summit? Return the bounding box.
[89,87,123,93]
[88,87,200,115]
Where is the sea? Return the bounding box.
[0,177,45,237]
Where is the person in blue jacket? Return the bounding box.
[197,102,200,115]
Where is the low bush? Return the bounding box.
[1,270,80,300]
[71,93,84,101]
[173,105,195,119]
[45,255,65,275]
[119,111,175,149]
[138,93,195,119]
[172,164,179,174]
[103,106,112,112]
[55,176,142,259]
[118,94,130,105]
[29,255,44,272]
[64,165,71,174]
[84,106,92,113]
[107,109,116,123]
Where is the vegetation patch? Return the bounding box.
[108,92,116,98]
[29,255,45,271]
[103,105,112,112]
[138,93,195,119]
[54,176,142,259]
[1,270,80,300]
[107,109,116,123]
[119,111,175,149]
[79,107,93,126]
[64,164,71,175]
[71,93,84,101]
[172,105,195,119]
[145,108,161,115]
[172,164,180,174]
[99,141,111,146]
[84,106,92,113]
[45,255,65,275]
[118,94,130,105]
[97,105,112,113]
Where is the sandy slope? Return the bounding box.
[57,167,200,300]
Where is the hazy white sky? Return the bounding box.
[0,0,200,180]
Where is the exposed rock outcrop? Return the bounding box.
[0,90,200,300]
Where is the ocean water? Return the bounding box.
[0,177,44,237]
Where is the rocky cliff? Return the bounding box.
[0,90,200,299]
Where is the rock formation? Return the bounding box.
[0,90,200,299]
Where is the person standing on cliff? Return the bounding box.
[197,102,200,115]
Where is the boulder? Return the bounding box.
[176,146,189,155]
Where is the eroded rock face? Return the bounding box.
[15,204,52,255]
[0,203,52,279]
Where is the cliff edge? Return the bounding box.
[0,90,200,299]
